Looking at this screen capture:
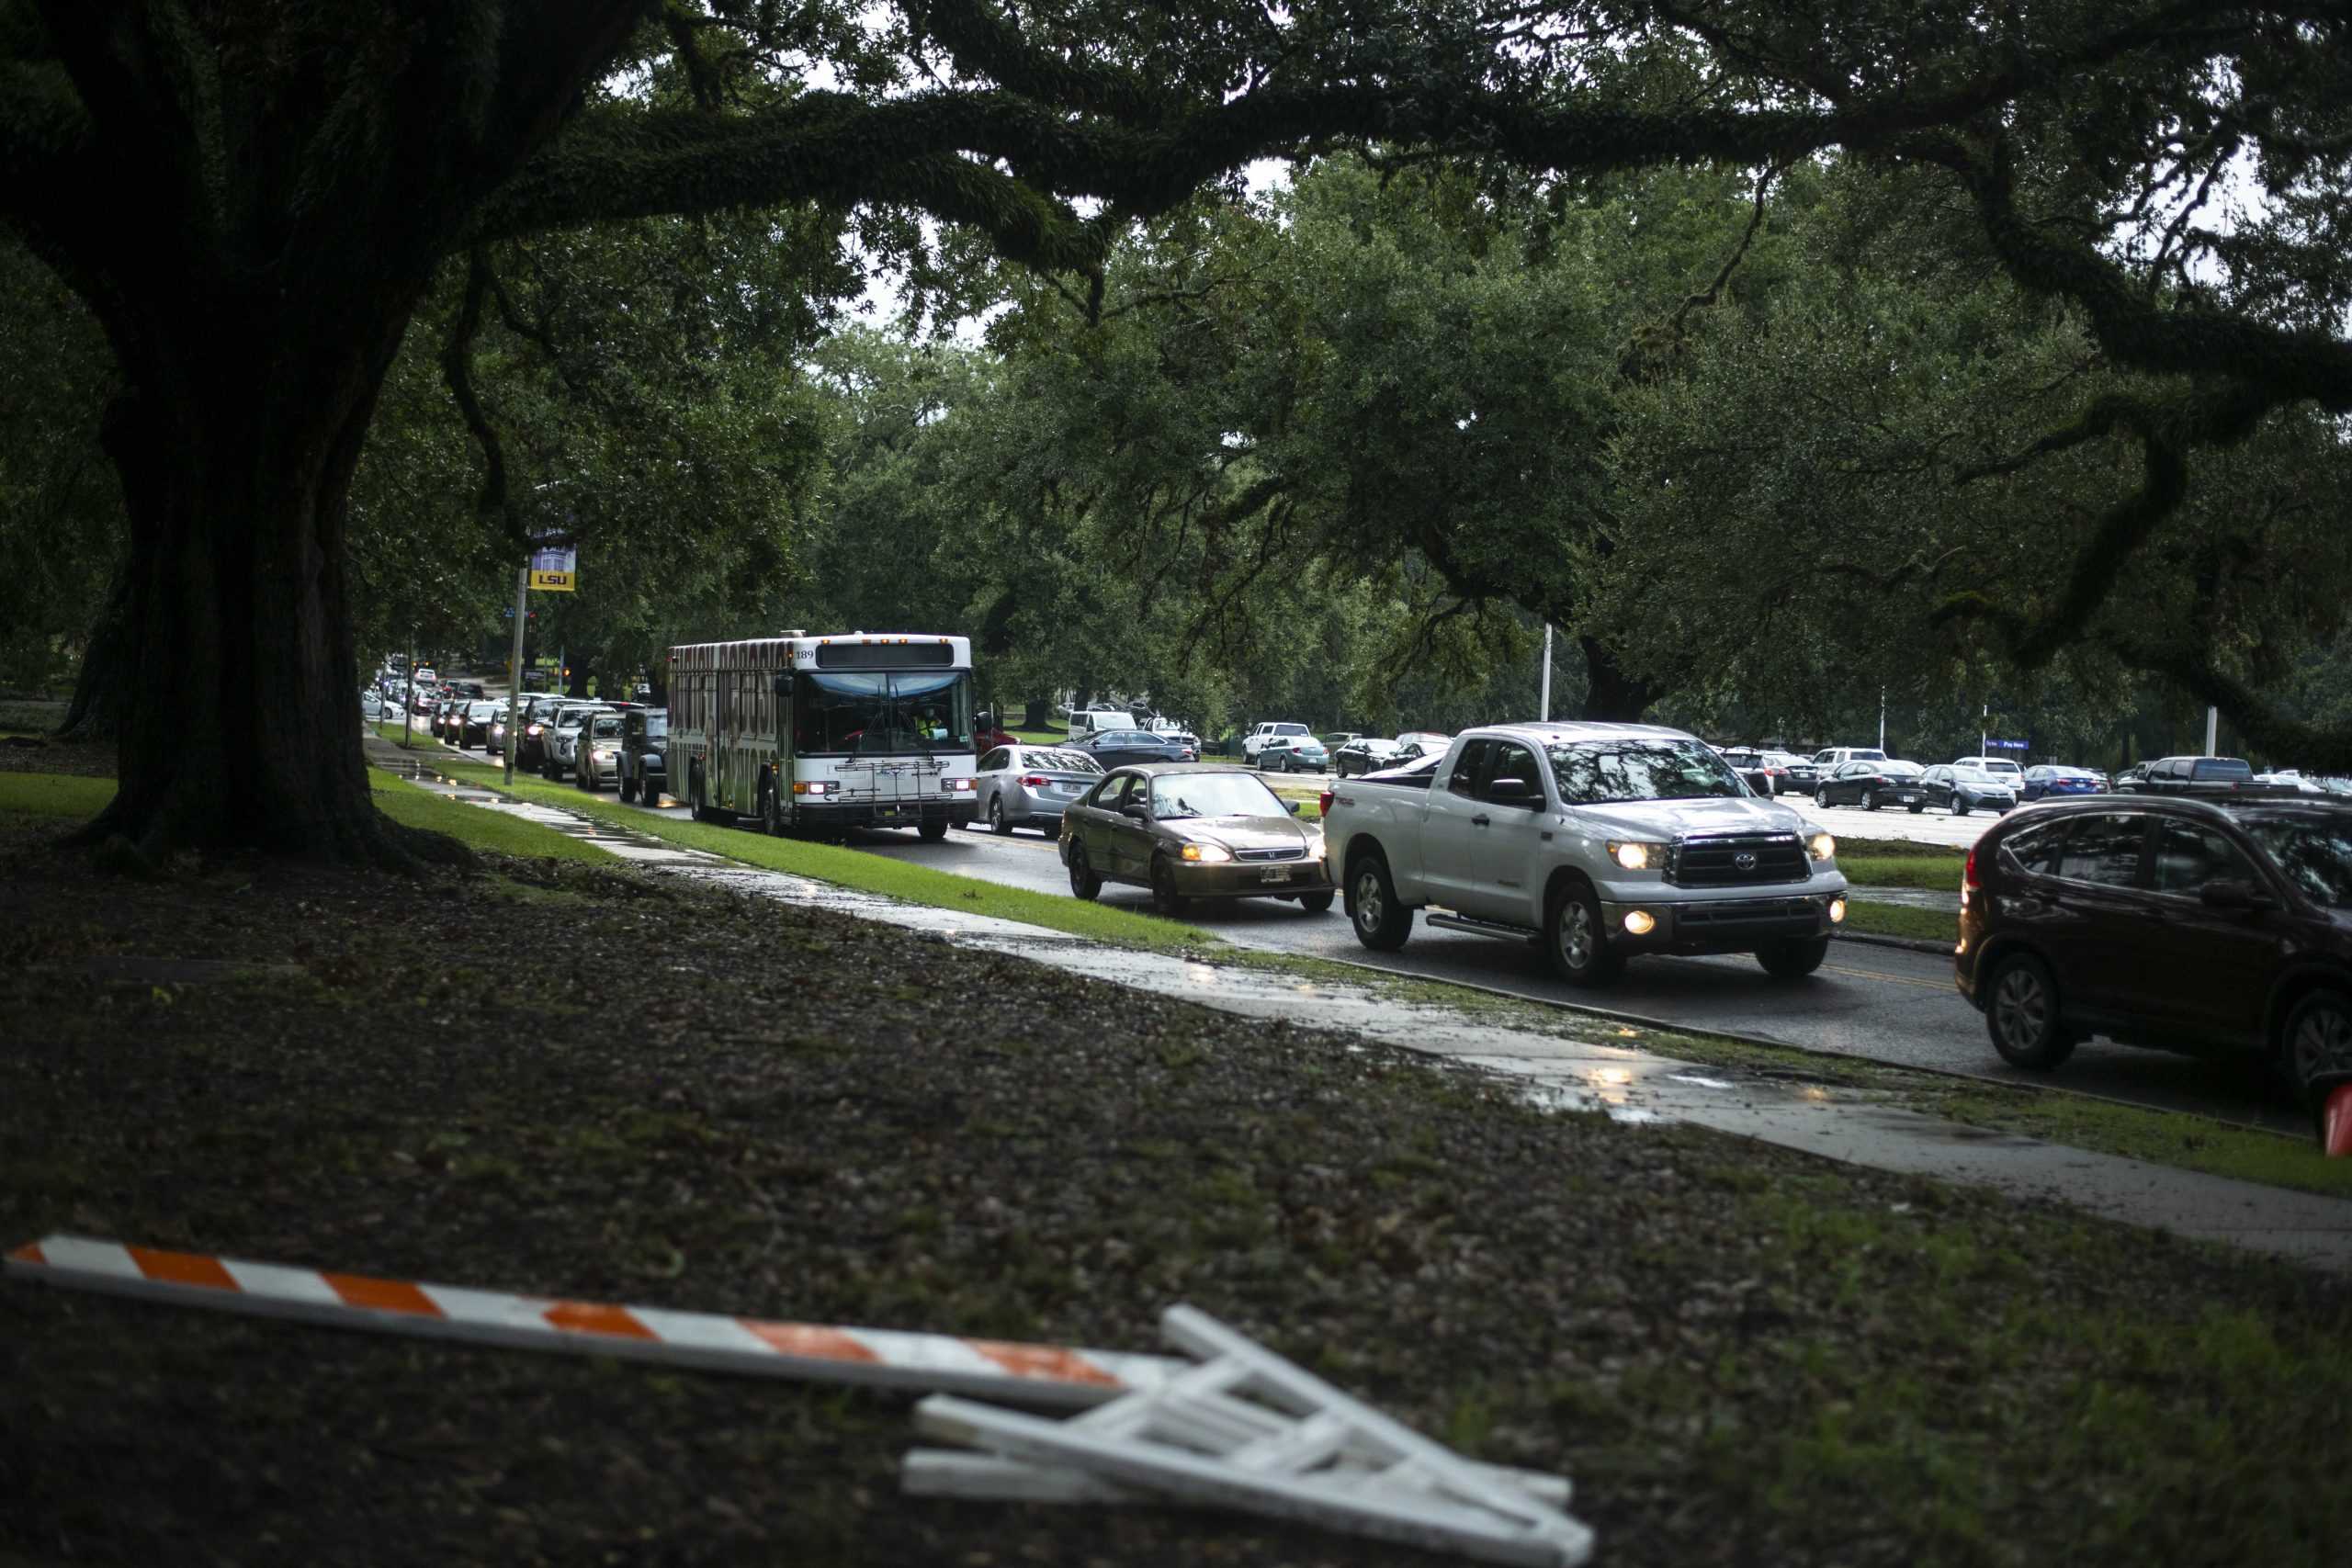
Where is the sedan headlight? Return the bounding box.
[1182,843,1234,863]
[1607,840,1669,872]
[1309,833,1328,860]
[1808,832,1837,863]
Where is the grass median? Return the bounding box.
[1839,900,1956,943]
[430,758,1226,953]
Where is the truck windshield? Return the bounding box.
[1546,739,1747,804]
[795,671,974,755]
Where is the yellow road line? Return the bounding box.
[1821,963,1952,992]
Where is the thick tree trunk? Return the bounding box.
[1578,635,1655,723]
[73,291,465,867]
[55,563,130,744]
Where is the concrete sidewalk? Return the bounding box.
[386,757,2352,1275]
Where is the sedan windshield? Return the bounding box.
[1546,739,1747,804]
[1151,773,1285,819]
[2245,818,2352,907]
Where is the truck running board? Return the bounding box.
[1426,911,1538,942]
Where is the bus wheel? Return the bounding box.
[762,783,785,837]
[918,819,948,842]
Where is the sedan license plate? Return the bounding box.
[1260,866,1292,885]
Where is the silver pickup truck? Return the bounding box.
[1320,723,1849,985]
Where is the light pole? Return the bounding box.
[2205,705,2218,759]
[1539,624,1553,723]
[504,566,527,785]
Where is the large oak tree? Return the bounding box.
[4,1,2345,857]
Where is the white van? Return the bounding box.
[1069,708,1137,738]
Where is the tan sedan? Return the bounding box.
[1058,763,1333,915]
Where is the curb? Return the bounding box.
[1833,929,1954,955]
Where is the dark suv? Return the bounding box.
[616,708,668,805]
[1956,797,2352,1102]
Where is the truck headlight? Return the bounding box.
[1608,840,1668,872]
[1182,843,1233,863]
[1809,832,1837,862]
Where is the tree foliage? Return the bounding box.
[6,2,2352,853]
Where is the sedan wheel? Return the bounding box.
[1068,844,1102,901]
[990,795,1013,835]
[1861,788,1878,812]
[1986,955,2074,1070]
[1150,855,1189,915]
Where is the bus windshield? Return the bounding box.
[794,671,974,755]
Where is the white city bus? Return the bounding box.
[666,632,978,840]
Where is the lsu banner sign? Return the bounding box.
[529,543,577,592]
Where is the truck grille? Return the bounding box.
[1235,846,1306,863]
[1672,834,1809,886]
[1677,897,1818,925]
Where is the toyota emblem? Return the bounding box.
[1734,852,1758,871]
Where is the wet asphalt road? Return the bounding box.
[576,778,2296,1134]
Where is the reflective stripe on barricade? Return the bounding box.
[5,1235,1179,1408]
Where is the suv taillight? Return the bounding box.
[1962,844,1980,908]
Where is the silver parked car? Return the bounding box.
[540,702,611,781]
[976,744,1103,835]
[1258,734,1330,773]
[573,711,628,792]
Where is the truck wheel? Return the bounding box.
[1347,853,1413,951]
[618,772,637,804]
[1756,936,1830,979]
[1544,880,1623,987]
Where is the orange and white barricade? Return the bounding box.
[5,1235,1179,1407]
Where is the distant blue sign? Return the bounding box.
[1986,739,2028,750]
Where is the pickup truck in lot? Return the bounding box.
[1321,723,1850,985]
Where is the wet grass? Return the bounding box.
[428,759,1227,953]
[0,772,115,818]
[1840,901,1956,943]
[365,768,606,864]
